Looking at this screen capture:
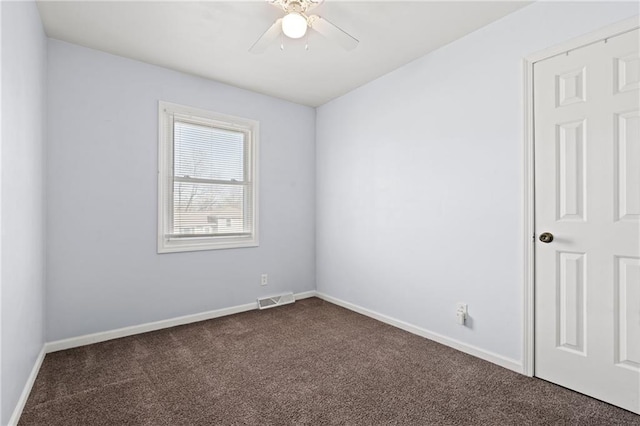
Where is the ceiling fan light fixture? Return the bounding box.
[282,12,307,39]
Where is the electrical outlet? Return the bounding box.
[456,303,468,325]
[261,273,268,286]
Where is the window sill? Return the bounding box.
[157,236,259,253]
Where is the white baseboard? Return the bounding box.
[315,292,523,374]
[45,289,522,372]
[46,290,317,353]
[8,346,46,426]
[20,290,521,422]
[12,290,522,425]
[293,290,317,300]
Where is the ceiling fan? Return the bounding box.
[249,0,359,53]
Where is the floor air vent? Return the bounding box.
[257,292,295,310]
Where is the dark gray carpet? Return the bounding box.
[19,298,640,425]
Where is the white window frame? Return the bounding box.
[157,101,259,253]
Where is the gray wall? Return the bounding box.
[316,2,639,364]
[1,1,47,424]
[46,40,316,341]
[6,3,638,421]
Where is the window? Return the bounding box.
[158,101,258,253]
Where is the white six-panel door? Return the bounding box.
[534,28,640,413]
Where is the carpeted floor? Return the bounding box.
[19,297,640,425]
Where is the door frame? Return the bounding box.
[521,16,640,377]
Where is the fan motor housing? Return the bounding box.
[274,0,322,14]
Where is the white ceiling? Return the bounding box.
[36,1,531,107]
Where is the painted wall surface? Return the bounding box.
[46,40,316,341]
[1,1,47,423]
[316,2,639,363]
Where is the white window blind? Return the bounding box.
[158,102,258,253]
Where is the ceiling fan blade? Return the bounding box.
[249,18,282,54]
[309,15,358,51]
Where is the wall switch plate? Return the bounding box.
[261,273,268,286]
[456,303,468,325]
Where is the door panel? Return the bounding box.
[556,120,586,221]
[534,28,640,414]
[615,110,640,221]
[615,256,640,371]
[557,251,586,354]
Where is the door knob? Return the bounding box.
[539,232,554,243]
